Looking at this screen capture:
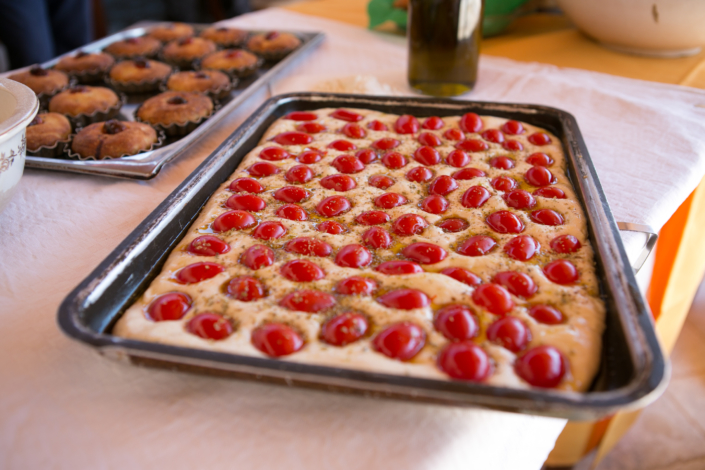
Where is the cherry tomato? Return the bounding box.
[296,149,323,164]
[317,196,351,217]
[321,313,369,346]
[212,210,257,232]
[457,235,497,257]
[276,204,308,221]
[330,109,363,122]
[402,242,448,264]
[434,304,478,341]
[229,177,264,193]
[414,146,441,166]
[489,156,515,170]
[372,137,400,150]
[367,120,388,131]
[443,128,464,141]
[459,112,483,133]
[259,146,290,161]
[374,192,407,209]
[373,322,426,361]
[515,345,567,388]
[525,166,557,187]
[356,211,391,226]
[481,129,505,143]
[273,186,309,203]
[227,276,266,301]
[436,218,469,232]
[317,220,347,234]
[188,235,230,256]
[381,152,408,169]
[487,317,531,352]
[406,166,434,183]
[279,290,336,312]
[440,267,481,286]
[472,283,514,315]
[355,148,378,163]
[251,221,287,240]
[526,152,553,166]
[336,276,377,295]
[446,150,471,168]
[530,209,564,226]
[285,164,314,184]
[550,234,581,254]
[332,154,365,174]
[320,174,357,192]
[335,244,372,268]
[461,186,491,208]
[417,132,442,147]
[455,139,488,152]
[375,260,423,275]
[453,167,486,180]
[529,305,564,324]
[296,122,326,134]
[284,237,332,257]
[543,259,579,284]
[240,244,275,270]
[533,187,566,199]
[186,313,233,340]
[342,122,366,139]
[369,174,395,189]
[429,175,459,195]
[247,161,280,178]
[503,190,536,210]
[273,131,313,146]
[437,342,491,381]
[394,114,420,134]
[502,140,524,151]
[280,259,325,282]
[147,292,191,321]
[392,214,428,236]
[421,195,449,214]
[422,116,444,130]
[494,271,537,298]
[251,323,304,357]
[361,227,392,249]
[226,194,266,212]
[285,111,317,121]
[491,176,518,192]
[377,289,431,310]
[486,211,525,234]
[501,120,524,135]
[503,235,540,261]
[328,139,356,151]
[528,132,552,146]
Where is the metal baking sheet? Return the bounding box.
[22,26,324,179]
[57,93,667,419]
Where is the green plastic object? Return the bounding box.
[368,0,530,37]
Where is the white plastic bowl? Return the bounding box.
[556,0,705,57]
[0,77,39,215]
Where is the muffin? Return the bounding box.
[54,51,115,83]
[71,120,159,159]
[49,86,122,126]
[136,90,213,136]
[148,23,195,43]
[164,70,232,100]
[8,65,69,97]
[200,49,260,78]
[26,112,72,157]
[161,37,217,69]
[247,31,301,60]
[104,36,162,59]
[107,58,172,93]
[199,26,248,47]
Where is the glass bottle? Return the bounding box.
[407,0,483,97]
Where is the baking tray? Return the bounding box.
[57,93,667,419]
[21,25,324,179]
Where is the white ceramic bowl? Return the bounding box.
[0,77,39,215]
[556,0,705,57]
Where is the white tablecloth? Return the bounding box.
[2,9,705,470]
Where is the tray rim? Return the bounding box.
[20,25,325,180]
[57,92,668,419]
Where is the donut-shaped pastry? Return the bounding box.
[26,113,72,150]
[148,23,194,42]
[54,51,115,73]
[71,120,158,159]
[165,70,230,95]
[49,86,120,117]
[109,59,172,84]
[200,49,259,77]
[162,37,216,66]
[247,31,301,59]
[199,26,248,47]
[104,36,162,59]
[8,66,69,95]
[136,91,213,127]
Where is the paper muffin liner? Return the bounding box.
[158,53,201,71]
[66,127,166,160]
[159,76,236,102]
[134,100,217,137]
[195,56,263,79]
[249,47,297,62]
[26,134,73,159]
[104,48,161,61]
[61,92,127,128]
[63,67,111,84]
[105,73,171,94]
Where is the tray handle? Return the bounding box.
[617,222,658,273]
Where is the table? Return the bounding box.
[281,0,705,466]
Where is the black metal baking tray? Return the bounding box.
[19,25,324,179]
[57,93,667,419]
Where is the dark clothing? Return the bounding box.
[0,0,92,69]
